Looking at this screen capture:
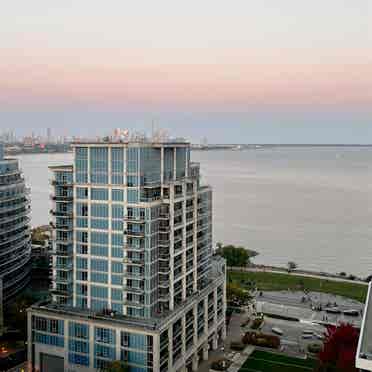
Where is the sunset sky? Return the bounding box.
[1,1,371,143]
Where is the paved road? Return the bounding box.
[255,290,363,329]
[229,266,368,285]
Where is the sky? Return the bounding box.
[0,0,371,143]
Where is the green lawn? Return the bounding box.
[228,270,367,303]
[239,350,317,372]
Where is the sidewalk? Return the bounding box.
[198,311,250,372]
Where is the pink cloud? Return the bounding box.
[1,47,371,109]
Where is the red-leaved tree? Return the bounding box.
[318,323,359,372]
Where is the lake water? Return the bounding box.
[16,147,372,276]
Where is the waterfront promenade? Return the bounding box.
[229,266,368,286]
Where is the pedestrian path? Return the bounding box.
[226,346,255,372]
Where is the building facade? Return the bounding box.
[0,143,31,303]
[28,140,226,372]
[356,282,372,371]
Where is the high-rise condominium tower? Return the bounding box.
[28,138,226,372]
[0,143,31,334]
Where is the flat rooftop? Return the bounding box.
[72,139,189,147]
[30,257,225,332]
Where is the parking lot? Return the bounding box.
[256,290,363,327]
[245,290,364,355]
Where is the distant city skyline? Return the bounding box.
[1,110,371,144]
[1,1,371,143]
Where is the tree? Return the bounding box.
[226,283,252,304]
[216,244,257,267]
[287,261,297,271]
[102,361,129,372]
[318,323,359,372]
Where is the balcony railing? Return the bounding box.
[125,230,145,237]
[50,209,73,217]
[124,215,146,223]
[0,218,30,235]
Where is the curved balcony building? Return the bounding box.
[0,144,31,302]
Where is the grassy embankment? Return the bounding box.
[228,270,368,303]
[239,350,317,372]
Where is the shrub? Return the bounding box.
[210,359,230,371]
[251,317,263,330]
[230,341,245,351]
[308,343,322,354]
[241,318,250,327]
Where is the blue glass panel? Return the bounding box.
[127,190,138,203]
[91,188,109,200]
[69,322,89,339]
[91,299,108,312]
[112,189,124,201]
[91,245,108,257]
[69,353,90,366]
[91,272,108,283]
[91,285,108,298]
[91,204,109,218]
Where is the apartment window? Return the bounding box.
[91,231,109,245]
[76,203,88,217]
[112,189,124,201]
[112,220,123,231]
[77,271,88,281]
[91,204,108,218]
[76,231,88,244]
[127,175,138,187]
[112,247,123,258]
[111,261,123,273]
[91,259,108,272]
[127,190,138,203]
[76,284,88,296]
[68,339,89,354]
[76,218,88,228]
[76,187,88,199]
[111,233,123,247]
[75,147,88,184]
[91,218,109,230]
[91,285,108,299]
[91,299,108,312]
[91,188,109,200]
[34,333,64,347]
[112,204,124,219]
[111,288,122,301]
[90,147,108,184]
[76,296,88,308]
[76,257,88,270]
[76,244,88,255]
[91,272,108,283]
[69,353,89,366]
[69,322,89,339]
[91,245,108,257]
[95,327,115,344]
[111,148,124,185]
[111,274,122,285]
